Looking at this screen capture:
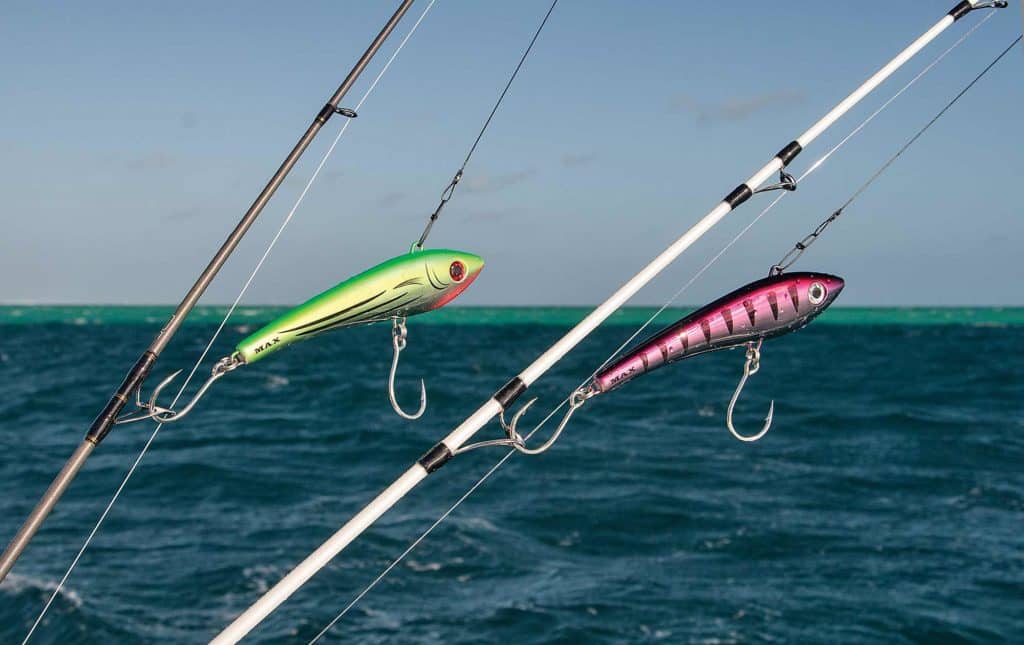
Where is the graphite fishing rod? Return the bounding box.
[211,2,1011,641]
[0,0,417,583]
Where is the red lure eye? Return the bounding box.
[449,260,466,282]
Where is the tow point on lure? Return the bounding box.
[116,249,484,424]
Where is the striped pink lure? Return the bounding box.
[484,271,845,454]
[593,271,844,395]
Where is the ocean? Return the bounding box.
[1,307,1022,643]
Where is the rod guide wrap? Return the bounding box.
[949,1,973,20]
[494,377,527,409]
[85,351,158,444]
[418,443,452,474]
[775,140,803,166]
[724,184,753,209]
[315,103,335,124]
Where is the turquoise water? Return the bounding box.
[2,305,1024,327]
[0,309,1022,642]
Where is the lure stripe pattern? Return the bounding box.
[281,291,387,334]
[593,272,844,394]
[295,292,417,337]
[743,299,757,326]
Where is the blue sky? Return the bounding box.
[1,1,1021,306]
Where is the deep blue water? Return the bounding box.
[1,321,1022,643]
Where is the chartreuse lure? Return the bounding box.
[117,249,484,424]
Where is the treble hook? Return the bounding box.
[725,340,774,442]
[114,355,240,425]
[388,317,427,420]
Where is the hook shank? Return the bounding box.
[388,317,427,420]
[725,341,773,442]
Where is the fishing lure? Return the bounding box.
[117,248,484,424]
[483,271,844,452]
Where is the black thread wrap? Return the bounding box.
[775,141,803,166]
[418,443,453,474]
[85,351,158,444]
[494,377,527,410]
[724,184,753,209]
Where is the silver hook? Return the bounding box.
[114,355,240,425]
[725,341,774,442]
[453,386,596,456]
[498,387,594,455]
[388,317,427,420]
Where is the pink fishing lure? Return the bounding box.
[593,272,844,394]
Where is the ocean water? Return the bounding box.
[0,307,1022,643]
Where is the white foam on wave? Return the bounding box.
[242,564,285,595]
[0,573,83,608]
[265,374,289,390]
[406,559,443,572]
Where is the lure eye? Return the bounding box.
[808,281,826,305]
[449,260,466,282]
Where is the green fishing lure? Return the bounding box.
[117,249,484,424]
[236,249,483,364]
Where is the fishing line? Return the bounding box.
[308,397,570,644]
[773,32,1022,273]
[415,0,559,249]
[22,3,438,641]
[311,9,1007,637]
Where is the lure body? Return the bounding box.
[594,272,844,394]
[236,249,484,364]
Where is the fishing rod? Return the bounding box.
[0,0,417,584]
[211,2,1010,640]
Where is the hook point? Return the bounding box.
[387,322,428,420]
[725,343,773,443]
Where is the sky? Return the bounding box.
[0,1,1021,307]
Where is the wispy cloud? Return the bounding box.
[375,190,408,207]
[323,169,345,185]
[671,90,805,125]
[561,152,599,168]
[462,168,536,194]
[163,206,201,222]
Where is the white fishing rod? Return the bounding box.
[212,1,1007,641]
